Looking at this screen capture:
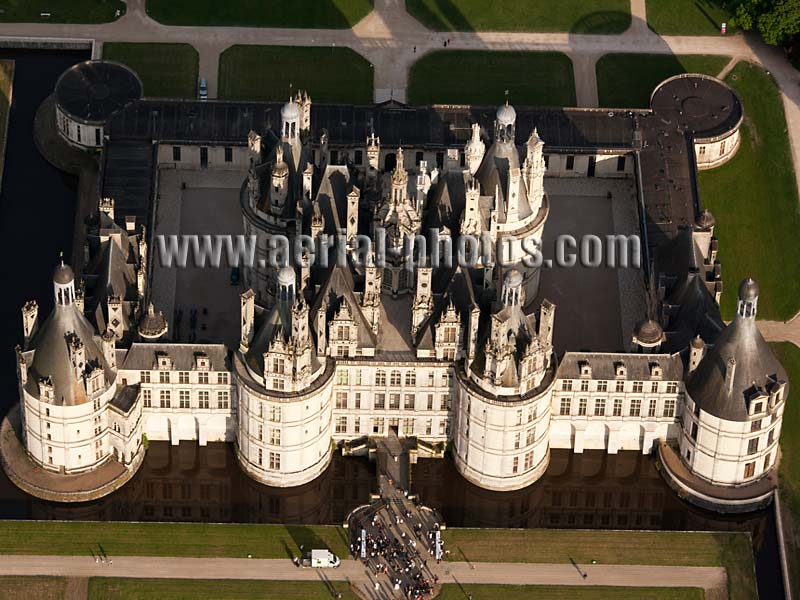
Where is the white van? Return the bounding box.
[304,549,341,568]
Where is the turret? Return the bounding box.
[391,147,408,204]
[689,335,704,373]
[240,289,255,353]
[347,185,360,243]
[248,130,262,164]
[281,96,300,140]
[21,300,38,349]
[495,100,516,144]
[53,260,76,306]
[522,128,546,215]
[99,197,115,221]
[270,145,289,214]
[412,265,433,336]
[101,329,116,370]
[464,123,485,175]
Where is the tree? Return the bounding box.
[728,0,800,45]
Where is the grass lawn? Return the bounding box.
[406,0,630,33]
[0,576,66,599]
[596,53,730,108]
[443,529,756,600]
[698,62,800,320]
[771,342,800,597]
[88,578,358,600]
[146,0,372,28]
[0,60,13,183]
[0,521,349,559]
[409,51,576,106]
[218,45,373,104]
[0,0,124,23]
[646,0,732,36]
[102,43,198,99]
[437,584,704,599]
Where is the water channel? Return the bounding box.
[0,49,783,599]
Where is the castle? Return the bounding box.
[1,61,787,513]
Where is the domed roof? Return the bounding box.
[634,318,664,345]
[138,303,168,339]
[53,262,74,284]
[277,266,295,288]
[496,101,516,126]
[738,278,759,302]
[281,98,300,121]
[505,269,523,288]
[695,209,716,230]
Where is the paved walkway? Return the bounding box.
[0,555,727,595]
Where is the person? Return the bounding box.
[413,45,416,53]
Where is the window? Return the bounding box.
[76,125,82,143]
[376,370,386,386]
[516,409,523,425]
[526,428,535,445]
[179,390,190,409]
[768,429,775,445]
[616,156,626,171]
[650,382,659,393]
[425,419,432,435]
[143,389,152,408]
[666,382,678,393]
[524,451,534,470]
[565,155,575,170]
[354,417,361,433]
[374,393,386,410]
[258,424,263,441]
[269,405,281,422]
[403,419,414,436]
[389,393,400,410]
[198,372,209,385]
[217,391,229,409]
[178,371,189,384]
[629,398,641,417]
[698,145,706,157]
[269,428,280,445]
[405,372,416,386]
[217,372,228,385]
[597,381,607,392]
[632,381,643,393]
[355,150,363,165]
[613,398,623,417]
[141,371,151,383]
[335,416,347,433]
[373,417,384,434]
[559,398,571,416]
[390,371,401,386]
[173,146,181,161]
[404,394,415,410]
[269,452,280,470]
[594,399,605,417]
[615,381,625,393]
[354,393,362,409]
[442,394,451,411]
[427,394,434,410]
[514,433,521,449]
[578,398,587,416]
[428,372,435,386]
[335,392,348,409]
[648,399,657,417]
[663,399,676,418]
[719,140,726,154]
[512,457,519,474]
[198,391,210,409]
[224,147,233,162]
[159,390,171,408]
[764,453,772,471]
[580,380,589,392]
[159,371,170,384]
[747,438,759,454]
[744,461,755,478]
[561,380,572,391]
[690,422,698,440]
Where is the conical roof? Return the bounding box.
[686,280,786,421]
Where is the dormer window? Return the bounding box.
[194,354,210,370]
[579,361,591,378]
[614,362,626,378]
[649,363,662,379]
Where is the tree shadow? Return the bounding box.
[569,11,631,35]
